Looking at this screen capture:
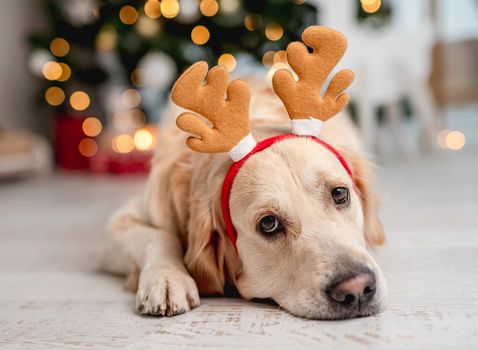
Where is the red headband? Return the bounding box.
[220,134,355,248]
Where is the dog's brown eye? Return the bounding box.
[332,187,349,205]
[258,215,284,236]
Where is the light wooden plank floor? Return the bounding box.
[1,148,477,349]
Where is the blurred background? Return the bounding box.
[0,0,476,178]
[1,2,477,346]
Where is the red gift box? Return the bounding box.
[54,114,90,170]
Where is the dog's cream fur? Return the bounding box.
[100,79,387,319]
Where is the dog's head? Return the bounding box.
[182,131,387,319]
[229,136,387,319]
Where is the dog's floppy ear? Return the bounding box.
[182,158,240,295]
[340,147,385,246]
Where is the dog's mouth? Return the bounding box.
[319,300,383,320]
[251,294,383,320]
[288,300,383,320]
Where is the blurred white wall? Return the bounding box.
[0,1,44,131]
[437,0,478,42]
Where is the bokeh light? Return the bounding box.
[218,53,237,72]
[161,0,180,19]
[119,5,139,25]
[361,0,379,6]
[122,89,142,108]
[49,38,70,57]
[273,50,287,64]
[57,63,71,82]
[130,68,144,87]
[265,23,283,41]
[44,87,65,106]
[437,129,466,150]
[191,25,210,45]
[244,13,262,31]
[112,134,135,153]
[144,0,161,19]
[78,138,98,158]
[262,50,275,66]
[445,131,466,150]
[362,0,381,14]
[70,91,90,111]
[42,61,62,81]
[200,0,219,17]
[134,129,156,151]
[220,0,239,14]
[136,15,161,37]
[82,117,102,137]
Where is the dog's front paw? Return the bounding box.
[136,268,200,316]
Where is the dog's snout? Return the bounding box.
[326,271,376,307]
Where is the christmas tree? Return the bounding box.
[29,0,318,123]
[27,0,389,171]
[27,0,318,170]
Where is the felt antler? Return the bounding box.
[171,61,255,160]
[272,26,354,136]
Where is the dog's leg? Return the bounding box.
[102,201,200,316]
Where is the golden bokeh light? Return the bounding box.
[244,13,262,31]
[82,117,102,137]
[42,61,62,81]
[44,87,65,106]
[161,0,180,19]
[119,5,139,25]
[218,53,236,72]
[191,25,210,45]
[221,0,239,14]
[445,131,466,151]
[130,68,144,87]
[78,138,98,158]
[273,50,287,64]
[57,63,71,82]
[262,50,275,66]
[136,15,161,37]
[50,38,70,57]
[70,91,90,111]
[362,0,381,13]
[292,0,305,4]
[112,134,135,153]
[265,23,283,41]
[134,128,156,151]
[361,0,378,5]
[144,0,161,19]
[122,89,142,108]
[200,0,219,17]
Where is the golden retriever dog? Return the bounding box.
[100,26,387,320]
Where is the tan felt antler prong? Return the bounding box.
[171,61,252,154]
[272,26,355,121]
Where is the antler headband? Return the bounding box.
[171,26,355,247]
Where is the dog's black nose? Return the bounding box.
[326,272,376,307]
